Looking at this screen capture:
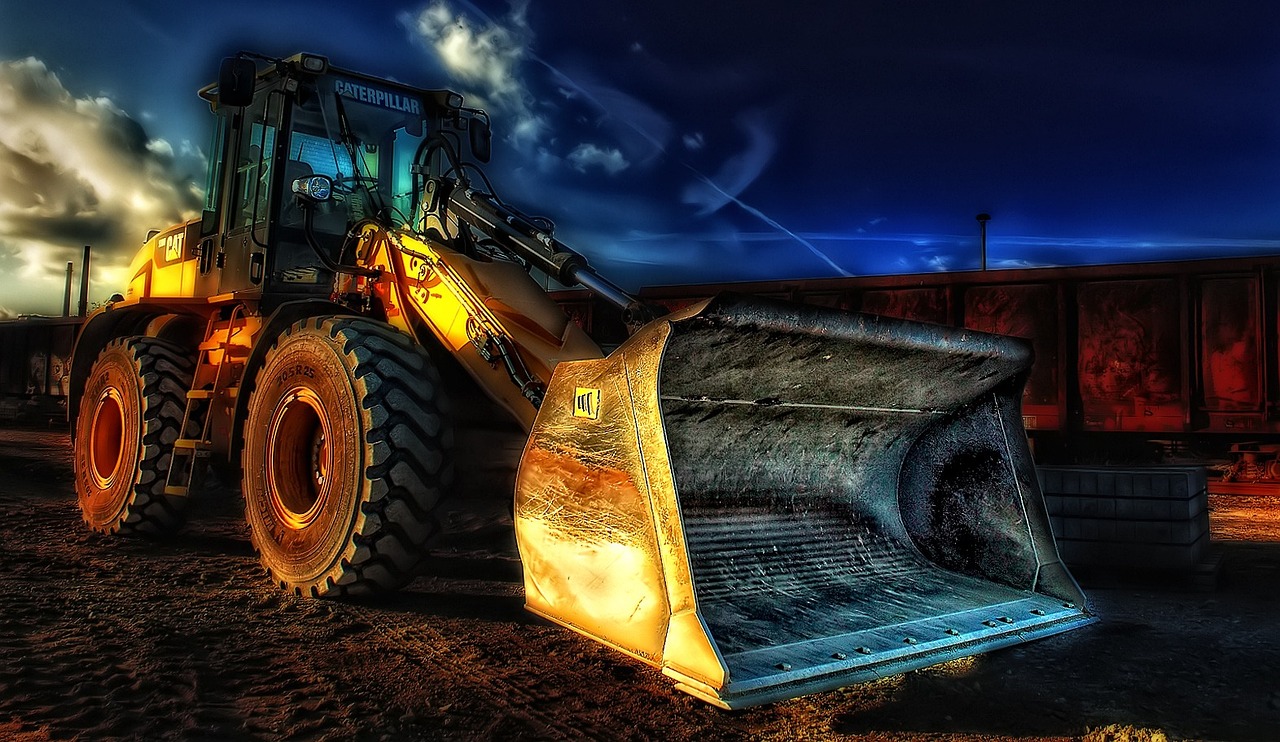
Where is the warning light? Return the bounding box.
[573,387,600,420]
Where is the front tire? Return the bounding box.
[242,316,453,597]
[74,336,194,535]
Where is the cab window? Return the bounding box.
[229,97,277,231]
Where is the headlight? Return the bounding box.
[299,54,328,74]
[292,175,332,202]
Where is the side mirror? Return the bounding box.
[469,117,492,163]
[200,209,218,236]
[218,57,257,108]
[291,175,333,202]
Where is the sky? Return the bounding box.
[1,0,1278,316]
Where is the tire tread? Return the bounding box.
[81,336,195,536]
[247,317,453,597]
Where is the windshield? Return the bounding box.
[281,74,428,233]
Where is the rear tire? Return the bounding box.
[74,336,194,535]
[242,316,453,597]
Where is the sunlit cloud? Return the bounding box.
[0,57,202,315]
[403,0,546,148]
[567,143,629,175]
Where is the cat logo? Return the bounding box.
[573,387,601,420]
[159,232,185,264]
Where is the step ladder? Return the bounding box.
[164,307,247,497]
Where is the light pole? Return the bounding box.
[976,213,991,271]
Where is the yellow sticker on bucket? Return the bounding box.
[573,387,601,420]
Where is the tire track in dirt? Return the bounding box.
[0,429,734,740]
[0,429,378,739]
[0,493,363,739]
[5,429,1280,740]
[342,597,614,740]
[338,594,762,742]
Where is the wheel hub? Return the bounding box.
[89,388,125,488]
[265,389,333,530]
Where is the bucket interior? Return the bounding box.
[657,296,1089,702]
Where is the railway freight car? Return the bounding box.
[554,255,1280,493]
[0,316,84,424]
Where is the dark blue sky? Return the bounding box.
[1,0,1278,312]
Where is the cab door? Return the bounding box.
[192,113,229,298]
[217,88,285,295]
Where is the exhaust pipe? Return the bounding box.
[63,262,74,317]
[78,245,91,317]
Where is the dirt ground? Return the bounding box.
[1,427,1278,741]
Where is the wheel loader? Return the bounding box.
[69,52,1094,708]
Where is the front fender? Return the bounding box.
[68,307,160,432]
[228,299,356,460]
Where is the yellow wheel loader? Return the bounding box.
[69,52,1093,708]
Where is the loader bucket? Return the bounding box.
[514,293,1093,708]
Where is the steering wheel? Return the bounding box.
[330,175,380,194]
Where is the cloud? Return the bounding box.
[404,1,545,148]
[0,57,202,315]
[680,109,776,216]
[399,4,839,280]
[567,144,629,175]
[545,66,673,165]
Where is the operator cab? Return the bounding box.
[196,52,486,309]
